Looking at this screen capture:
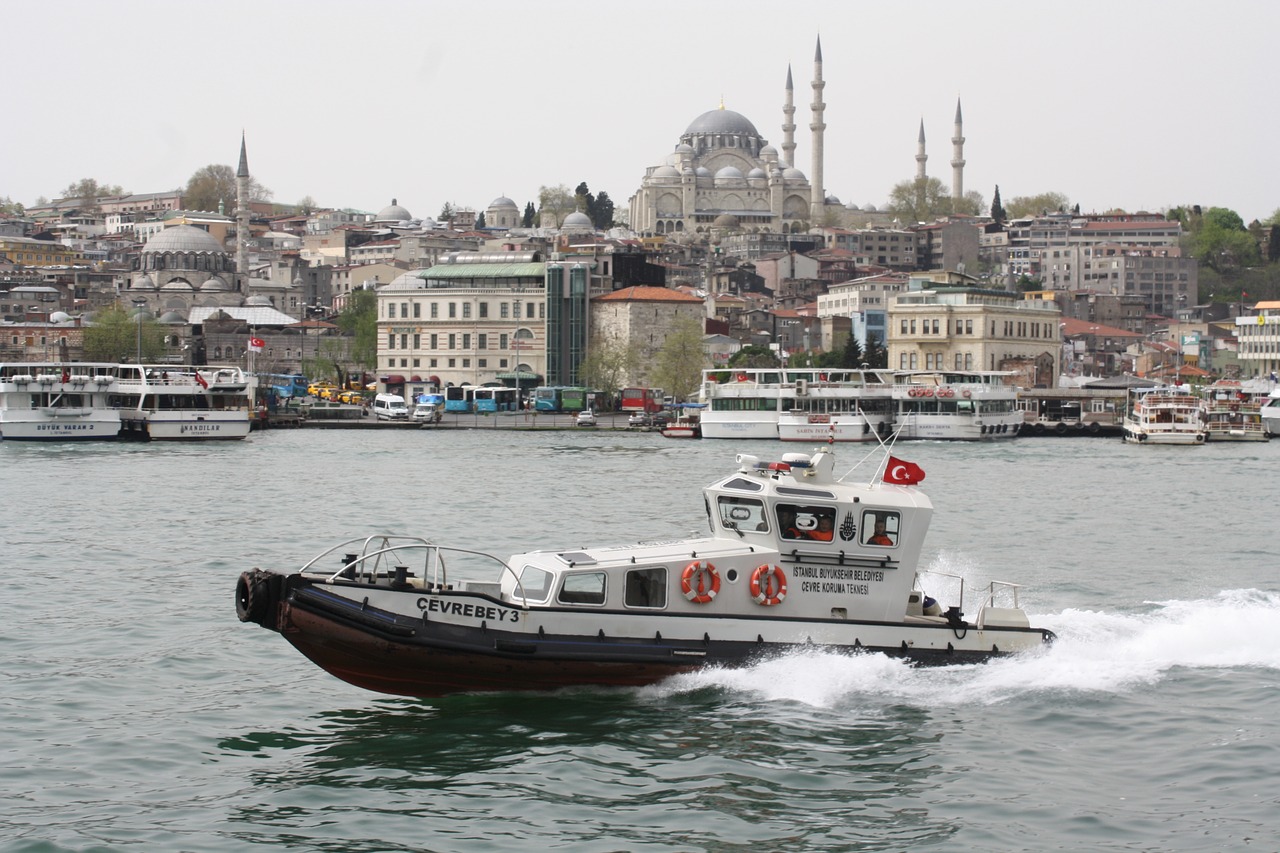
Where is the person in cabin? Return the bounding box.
[867,518,893,546]
[810,515,834,542]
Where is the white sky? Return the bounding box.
[3,0,1276,224]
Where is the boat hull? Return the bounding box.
[120,411,251,440]
[239,571,1052,698]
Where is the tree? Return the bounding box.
[337,287,378,371]
[184,165,272,213]
[577,337,639,400]
[862,332,887,369]
[650,316,706,401]
[592,191,615,229]
[522,201,536,228]
[82,303,165,362]
[956,190,985,217]
[990,185,1006,227]
[1004,192,1070,219]
[1194,207,1261,271]
[0,196,23,215]
[537,184,575,227]
[60,178,125,211]
[439,202,455,222]
[476,211,486,229]
[887,176,952,223]
[296,195,318,214]
[727,344,781,369]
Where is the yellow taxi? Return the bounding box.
[307,381,338,399]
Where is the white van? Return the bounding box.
[373,393,410,420]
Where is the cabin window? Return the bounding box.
[514,565,552,603]
[862,510,900,547]
[558,572,606,606]
[717,496,767,532]
[624,567,667,609]
[776,504,836,542]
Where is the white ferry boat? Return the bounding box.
[236,446,1055,698]
[1122,387,1206,445]
[114,364,252,441]
[699,368,895,441]
[1202,380,1269,442]
[891,371,1022,441]
[0,363,121,441]
[1262,389,1280,437]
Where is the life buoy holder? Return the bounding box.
[681,560,721,603]
[749,564,787,606]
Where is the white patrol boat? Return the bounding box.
[236,447,1054,698]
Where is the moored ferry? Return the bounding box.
[1201,380,1269,442]
[236,446,1055,698]
[0,363,122,441]
[114,364,252,441]
[1122,386,1206,445]
[891,371,1022,440]
[699,368,895,440]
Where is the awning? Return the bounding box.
[381,374,406,384]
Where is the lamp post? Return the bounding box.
[131,297,148,364]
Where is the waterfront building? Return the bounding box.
[1236,300,1280,378]
[591,286,705,388]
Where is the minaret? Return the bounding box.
[781,65,796,167]
[916,119,928,181]
[809,36,825,223]
[235,132,250,293]
[950,98,966,209]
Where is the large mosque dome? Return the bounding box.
[143,225,224,255]
[684,108,760,137]
[375,199,413,223]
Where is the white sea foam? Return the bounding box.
[650,589,1280,708]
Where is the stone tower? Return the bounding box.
[235,133,250,292]
[916,119,928,181]
[809,36,825,223]
[950,98,966,208]
[781,65,796,168]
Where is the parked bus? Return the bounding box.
[474,386,520,413]
[533,386,563,412]
[259,373,309,398]
[620,386,663,413]
[444,385,475,413]
[560,387,588,412]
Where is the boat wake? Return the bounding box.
[646,588,1280,708]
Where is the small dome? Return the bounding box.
[143,224,224,255]
[713,213,740,228]
[863,203,878,213]
[200,275,230,292]
[760,144,778,159]
[675,143,694,155]
[245,295,273,306]
[50,311,72,324]
[684,108,760,137]
[133,274,156,290]
[562,211,593,230]
[159,311,187,324]
[747,168,766,179]
[488,196,518,209]
[715,166,744,180]
[846,202,861,211]
[825,193,841,204]
[783,167,806,180]
[375,198,412,222]
[695,166,712,178]
[652,165,681,179]
[161,277,195,291]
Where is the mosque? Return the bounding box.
[628,37,967,236]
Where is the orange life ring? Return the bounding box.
[962,389,972,398]
[749,564,788,606]
[681,560,720,603]
[923,387,934,397]
[908,387,919,397]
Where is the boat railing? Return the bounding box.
[301,535,530,606]
[974,580,1024,628]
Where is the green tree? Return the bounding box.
[522,201,536,228]
[296,195,318,214]
[60,178,126,211]
[990,185,1006,226]
[887,176,952,224]
[476,211,486,229]
[592,191,615,229]
[862,332,887,369]
[1194,206,1261,271]
[537,184,575,227]
[1004,192,1070,219]
[727,344,781,369]
[577,337,639,401]
[650,316,706,400]
[337,288,378,372]
[83,303,165,362]
[0,196,25,215]
[184,165,272,212]
[439,202,455,222]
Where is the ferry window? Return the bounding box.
[625,567,667,609]
[718,496,767,532]
[777,504,836,542]
[558,572,606,606]
[515,565,552,602]
[862,510,900,547]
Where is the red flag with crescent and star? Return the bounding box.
[884,456,925,485]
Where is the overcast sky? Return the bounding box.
[4,0,1275,224]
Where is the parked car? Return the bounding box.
[627,413,652,427]
[575,409,598,427]
[651,411,675,426]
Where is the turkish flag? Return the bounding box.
[884,456,925,485]
[248,336,265,352]
[193,371,209,389]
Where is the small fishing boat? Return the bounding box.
[661,403,703,438]
[236,447,1054,698]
